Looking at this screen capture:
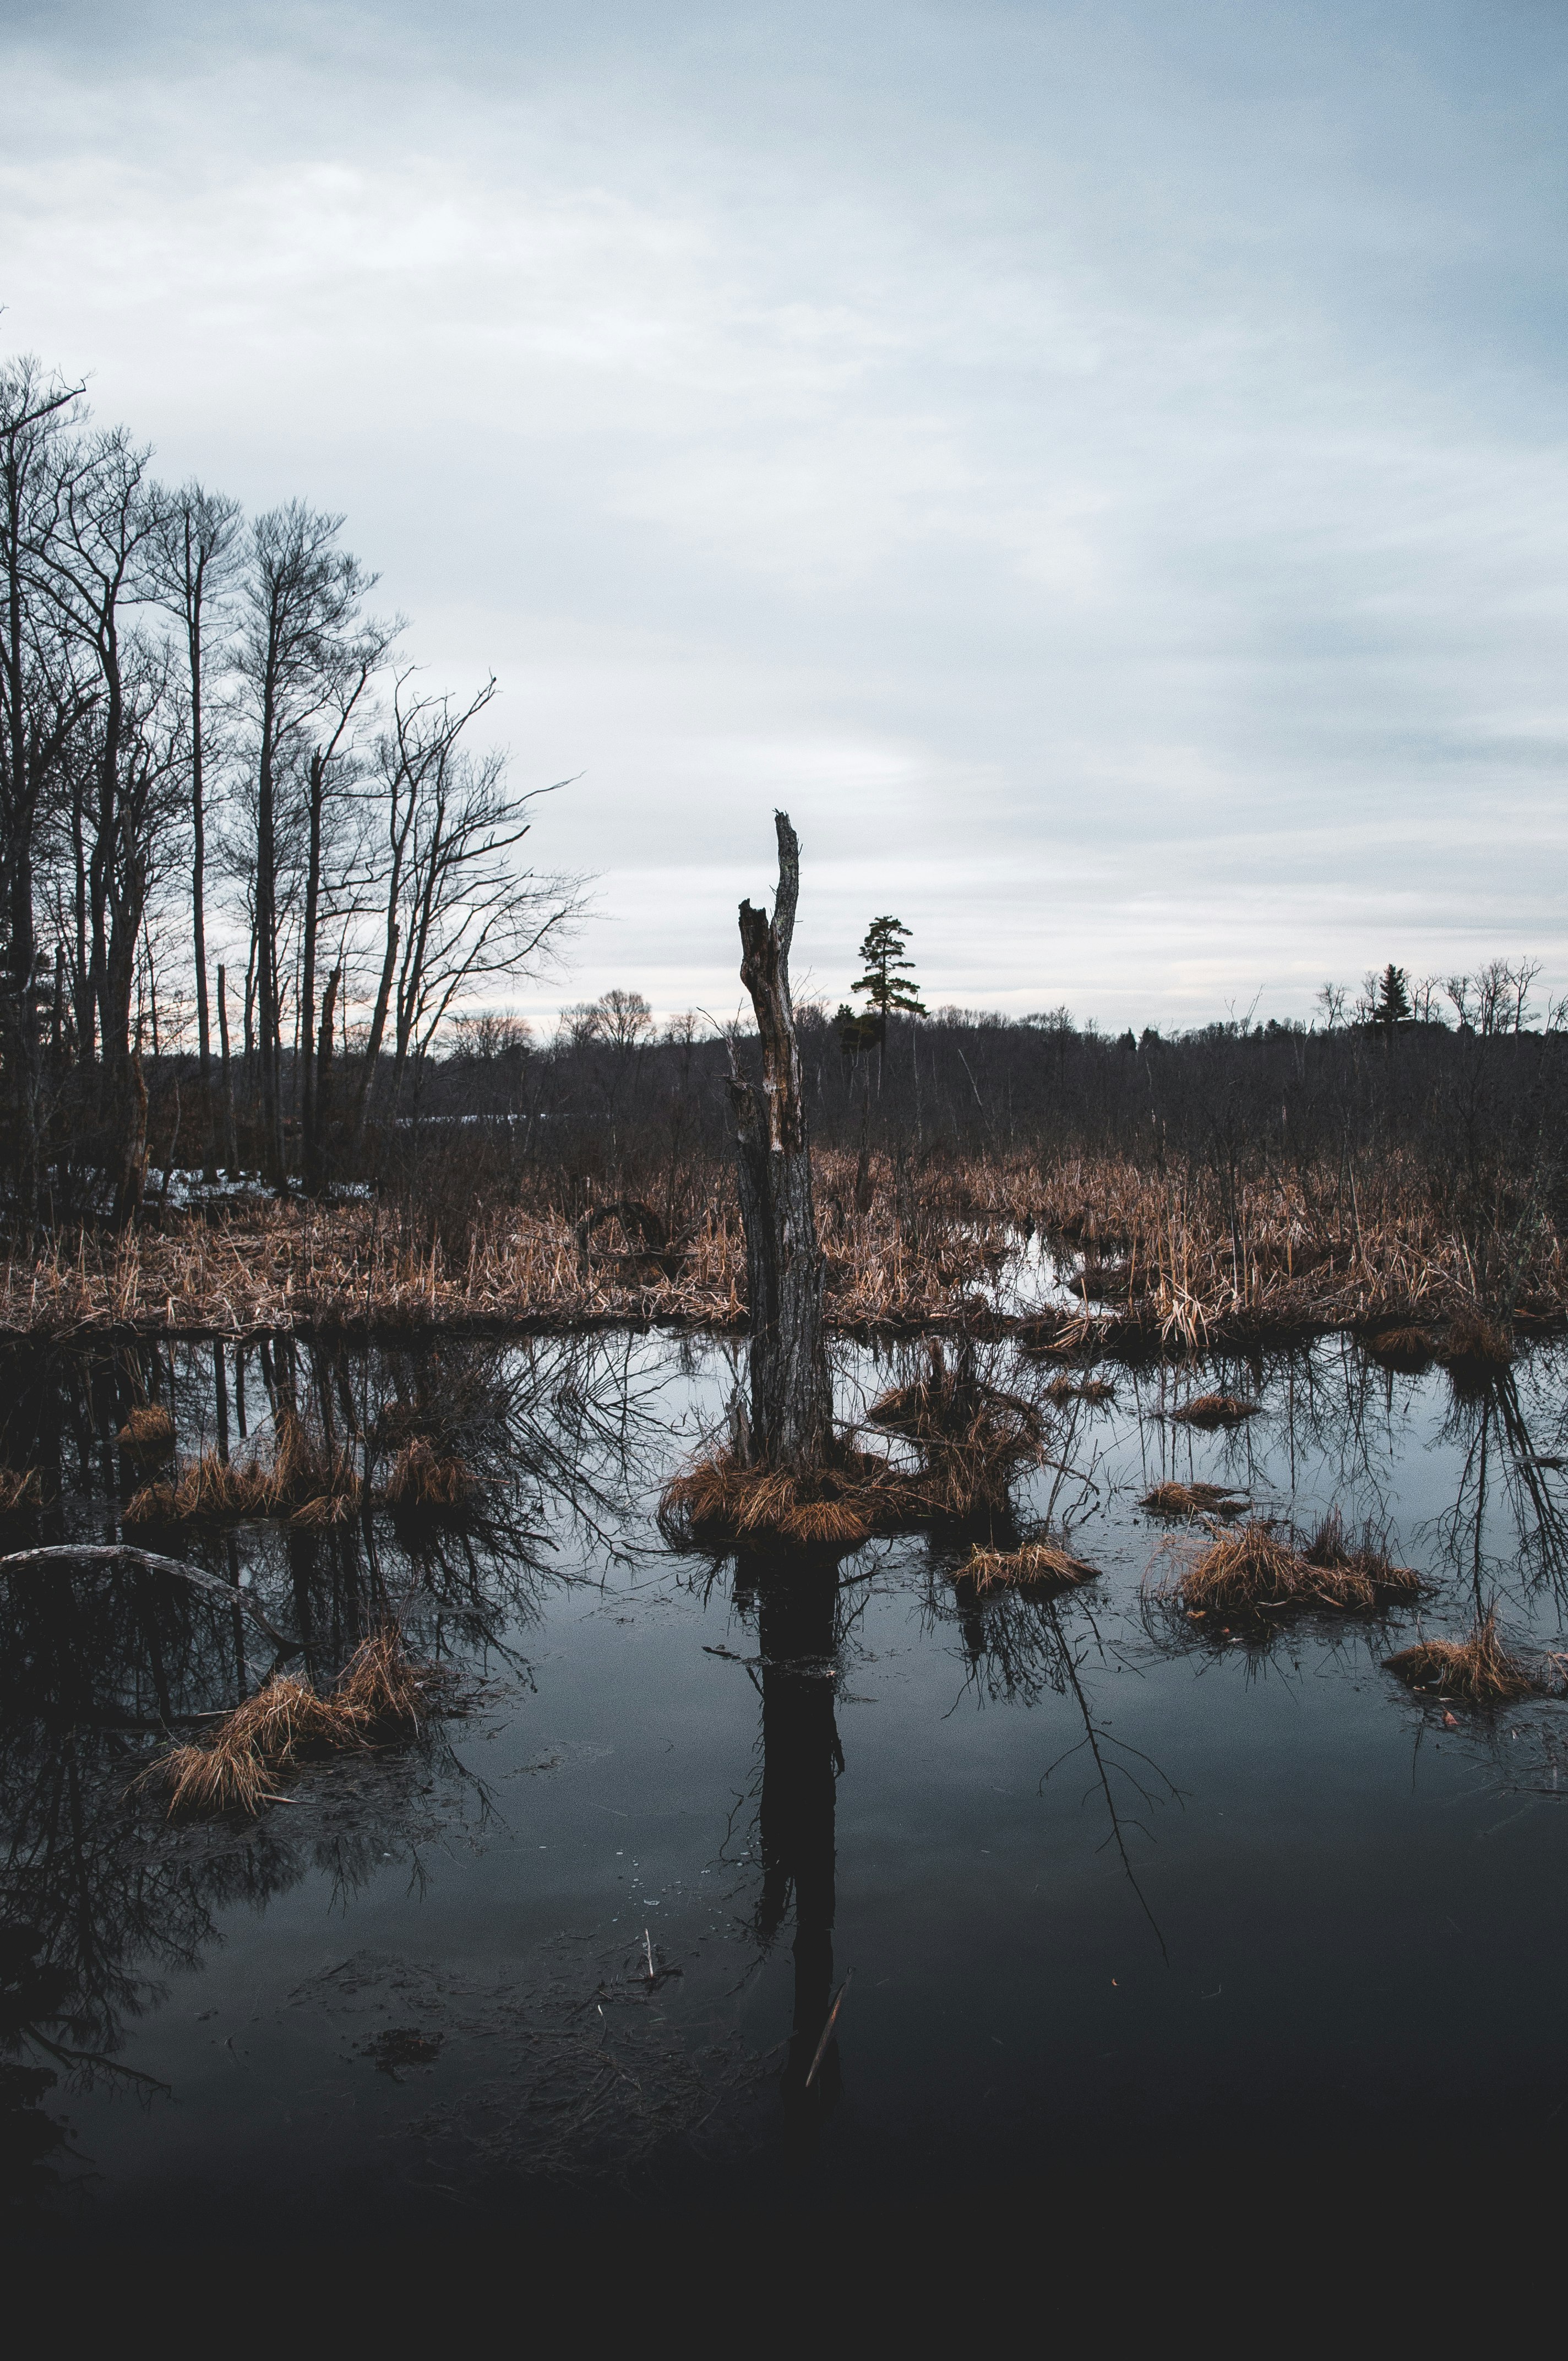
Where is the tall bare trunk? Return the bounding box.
[216,962,238,1174]
[728,810,832,1469]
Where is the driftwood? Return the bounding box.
[0,1544,301,1650]
[728,812,834,1468]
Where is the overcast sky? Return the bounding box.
[3,0,1564,1030]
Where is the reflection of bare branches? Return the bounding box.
[1423,1360,1568,1618]
[1039,1608,1179,1963]
[0,1325,673,2184]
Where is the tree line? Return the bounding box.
[0,352,580,1225]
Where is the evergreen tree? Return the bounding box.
[851,916,926,1035]
[1373,962,1413,1027]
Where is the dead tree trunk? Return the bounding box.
[728,811,834,1468]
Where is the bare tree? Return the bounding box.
[727,811,833,1469]
[234,503,380,1184]
[144,482,243,1167]
[355,673,580,1138]
[0,358,89,1218]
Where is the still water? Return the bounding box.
[2,1328,1566,2239]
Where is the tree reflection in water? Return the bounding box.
[0,1329,667,2204]
[732,1546,847,2132]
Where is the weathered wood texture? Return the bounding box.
[729,812,834,1467]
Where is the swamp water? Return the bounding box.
[3,1328,1567,2240]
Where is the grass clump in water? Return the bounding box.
[1169,1394,1262,1429]
[1170,1511,1421,1619]
[1385,1611,1555,1704]
[1440,1308,1513,1382]
[962,1538,1100,1596]
[140,1626,442,1817]
[1365,1326,1435,1373]
[660,1449,907,1548]
[123,1410,361,1530]
[1140,1480,1249,1519]
[1046,1375,1117,1406]
[117,1404,176,1457]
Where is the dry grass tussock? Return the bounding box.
[1439,1308,1514,1375]
[141,1626,438,1816]
[117,1403,176,1455]
[1169,1511,1422,1619]
[383,1436,474,1512]
[124,1408,360,1529]
[1169,1393,1261,1429]
[962,1539,1100,1596]
[8,1143,1562,1344]
[1365,1325,1435,1372]
[1140,1480,1249,1519]
[1385,1611,1554,1704]
[867,1341,1044,1517]
[664,1341,1047,1547]
[660,1448,915,1548]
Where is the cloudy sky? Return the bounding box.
[3,0,1564,1029]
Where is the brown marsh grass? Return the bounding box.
[1140,1480,1249,1519]
[1169,1394,1262,1429]
[141,1626,440,1816]
[1365,1325,1436,1372]
[1440,1307,1515,1378]
[1384,1611,1550,1704]
[124,1408,361,1529]
[963,1539,1101,1596]
[659,1448,914,1548]
[867,1341,1044,1517]
[1167,1512,1422,1619]
[6,1145,1563,1346]
[117,1403,176,1455]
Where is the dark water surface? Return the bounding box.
[3,1328,1567,2243]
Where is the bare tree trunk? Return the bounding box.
[728,810,833,1469]
[114,1048,148,1226]
[354,917,399,1148]
[216,962,238,1174]
[307,964,339,1195]
[299,749,324,1168]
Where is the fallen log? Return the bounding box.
[0,1544,301,1650]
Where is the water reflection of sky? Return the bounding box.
[3,1330,1567,2234]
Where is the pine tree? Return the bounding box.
[851,916,926,1038]
[1373,962,1412,1027]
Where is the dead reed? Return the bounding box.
[7,1141,1560,1345]
[140,1625,439,1816]
[1168,1512,1421,1619]
[0,1467,42,1511]
[1140,1480,1249,1519]
[1169,1394,1262,1429]
[1385,1611,1548,1704]
[962,1539,1101,1596]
